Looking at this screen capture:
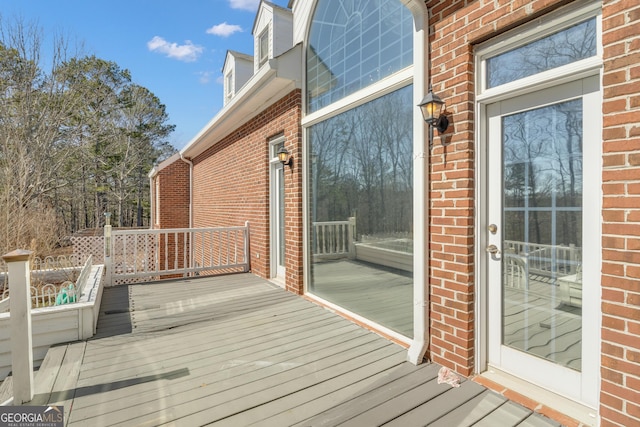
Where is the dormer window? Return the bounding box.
[258,27,269,67]
[225,70,234,102]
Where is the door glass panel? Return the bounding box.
[278,166,285,268]
[501,98,583,371]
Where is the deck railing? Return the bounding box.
[312,217,355,260]
[503,240,580,276]
[105,223,250,285]
[0,254,92,308]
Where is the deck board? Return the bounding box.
[428,390,509,427]
[372,379,486,427]
[28,273,561,426]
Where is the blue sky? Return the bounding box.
[0,0,290,150]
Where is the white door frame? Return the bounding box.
[270,137,286,281]
[474,1,602,409]
[484,78,600,406]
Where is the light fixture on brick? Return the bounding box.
[418,85,449,150]
[277,146,293,167]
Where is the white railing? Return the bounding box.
[0,255,93,308]
[31,255,83,271]
[504,254,528,289]
[105,223,250,285]
[74,254,94,300]
[503,240,580,276]
[312,217,355,259]
[2,250,34,404]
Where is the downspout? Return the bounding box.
[180,153,194,271]
[149,175,155,228]
[148,166,158,228]
[179,153,194,228]
[407,2,430,365]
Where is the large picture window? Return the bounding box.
[305,0,414,337]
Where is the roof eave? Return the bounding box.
[180,44,302,160]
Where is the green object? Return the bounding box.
[55,283,76,305]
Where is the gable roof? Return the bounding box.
[222,50,253,73]
[252,0,292,36]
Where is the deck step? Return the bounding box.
[30,341,86,427]
[0,375,12,403]
[31,344,70,404]
[0,344,69,406]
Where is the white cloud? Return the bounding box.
[228,0,260,12]
[206,22,243,37]
[215,75,225,85]
[198,71,214,84]
[147,36,204,62]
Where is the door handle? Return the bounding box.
[486,244,501,260]
[486,244,500,254]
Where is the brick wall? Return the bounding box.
[426,0,568,378]
[190,89,303,293]
[427,0,640,426]
[154,159,190,230]
[427,0,640,424]
[152,158,190,272]
[600,1,640,426]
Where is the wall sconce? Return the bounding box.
[277,146,293,167]
[418,85,449,150]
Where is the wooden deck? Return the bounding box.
[26,273,561,426]
[312,259,413,337]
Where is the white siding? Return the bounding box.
[291,0,314,44]
[223,52,254,105]
[273,9,293,58]
[235,56,253,91]
[253,3,293,73]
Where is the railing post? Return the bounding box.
[348,217,356,259]
[104,212,113,286]
[244,221,251,272]
[3,249,34,404]
[569,243,577,274]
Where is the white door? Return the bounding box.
[270,140,286,280]
[486,77,600,407]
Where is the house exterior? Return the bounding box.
[150,1,640,425]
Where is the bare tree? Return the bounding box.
[0,16,175,255]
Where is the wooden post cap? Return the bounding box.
[2,249,33,262]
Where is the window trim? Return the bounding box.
[302,67,413,127]
[301,0,429,353]
[473,0,604,397]
[258,27,269,67]
[475,1,602,103]
[225,70,234,101]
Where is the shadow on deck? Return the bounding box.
[29,273,561,426]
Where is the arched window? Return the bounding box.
[306,0,413,112]
[305,0,415,338]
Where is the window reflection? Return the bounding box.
[503,99,583,248]
[502,99,583,370]
[308,86,413,337]
[307,0,413,112]
[487,18,596,88]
